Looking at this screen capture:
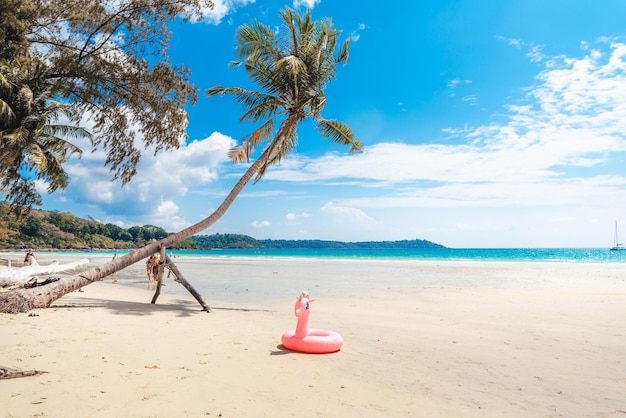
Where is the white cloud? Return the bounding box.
[320,202,374,223]
[286,212,312,222]
[268,44,626,193]
[350,23,366,42]
[199,0,256,24]
[497,36,546,63]
[252,220,271,228]
[448,79,472,98]
[292,0,320,9]
[265,42,626,215]
[448,79,471,89]
[56,132,236,230]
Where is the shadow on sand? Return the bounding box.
[52,295,274,318]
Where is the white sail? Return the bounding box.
[610,221,623,251]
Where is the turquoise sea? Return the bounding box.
[47,247,626,263]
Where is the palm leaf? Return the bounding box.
[317,119,361,153]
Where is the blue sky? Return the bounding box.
[39,0,626,248]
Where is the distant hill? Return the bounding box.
[186,235,444,249]
[0,204,444,250]
[255,238,444,249]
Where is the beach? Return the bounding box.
[1,255,625,417]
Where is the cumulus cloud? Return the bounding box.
[252,220,271,228]
[199,0,256,24]
[292,0,320,9]
[56,132,236,228]
[286,212,313,222]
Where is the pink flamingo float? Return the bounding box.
[281,292,343,354]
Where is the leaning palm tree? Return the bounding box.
[0,59,91,217]
[0,7,360,313]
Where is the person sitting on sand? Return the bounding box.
[23,249,36,266]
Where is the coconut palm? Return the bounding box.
[0,7,360,313]
[0,59,91,216]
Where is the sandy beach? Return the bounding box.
[1,255,625,417]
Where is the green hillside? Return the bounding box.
[0,203,444,250]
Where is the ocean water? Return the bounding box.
[4,247,623,304]
[40,247,626,263]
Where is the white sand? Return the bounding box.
[1,256,625,417]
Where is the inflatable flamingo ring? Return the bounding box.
[281,292,343,354]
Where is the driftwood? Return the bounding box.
[0,366,47,380]
[150,248,211,312]
[23,276,61,288]
[0,259,90,284]
[165,254,212,312]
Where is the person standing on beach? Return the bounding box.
[151,254,160,282]
[23,249,36,266]
[146,255,157,282]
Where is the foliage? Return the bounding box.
[0,202,195,249]
[207,7,361,183]
[189,233,261,249]
[0,0,35,61]
[0,0,214,214]
[0,59,91,216]
[257,239,444,249]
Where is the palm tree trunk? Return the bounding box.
[0,117,298,313]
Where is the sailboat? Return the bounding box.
[610,221,624,251]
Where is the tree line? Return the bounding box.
[0,204,444,250]
[0,203,191,249]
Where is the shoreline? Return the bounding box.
[1,257,625,417]
[4,246,626,265]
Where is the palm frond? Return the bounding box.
[228,119,275,163]
[0,99,16,126]
[238,99,284,123]
[235,21,280,64]
[43,124,92,144]
[0,59,90,215]
[207,86,275,108]
[23,142,46,171]
[317,118,362,153]
[335,39,350,65]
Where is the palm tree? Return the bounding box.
[0,7,360,313]
[0,59,91,216]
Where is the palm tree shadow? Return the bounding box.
[52,297,202,317]
[52,296,274,317]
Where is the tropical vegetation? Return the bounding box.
[1,6,360,313]
[0,59,91,217]
[0,0,214,215]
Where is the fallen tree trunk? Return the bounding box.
[0,141,273,314]
[0,366,47,380]
[164,254,211,312]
